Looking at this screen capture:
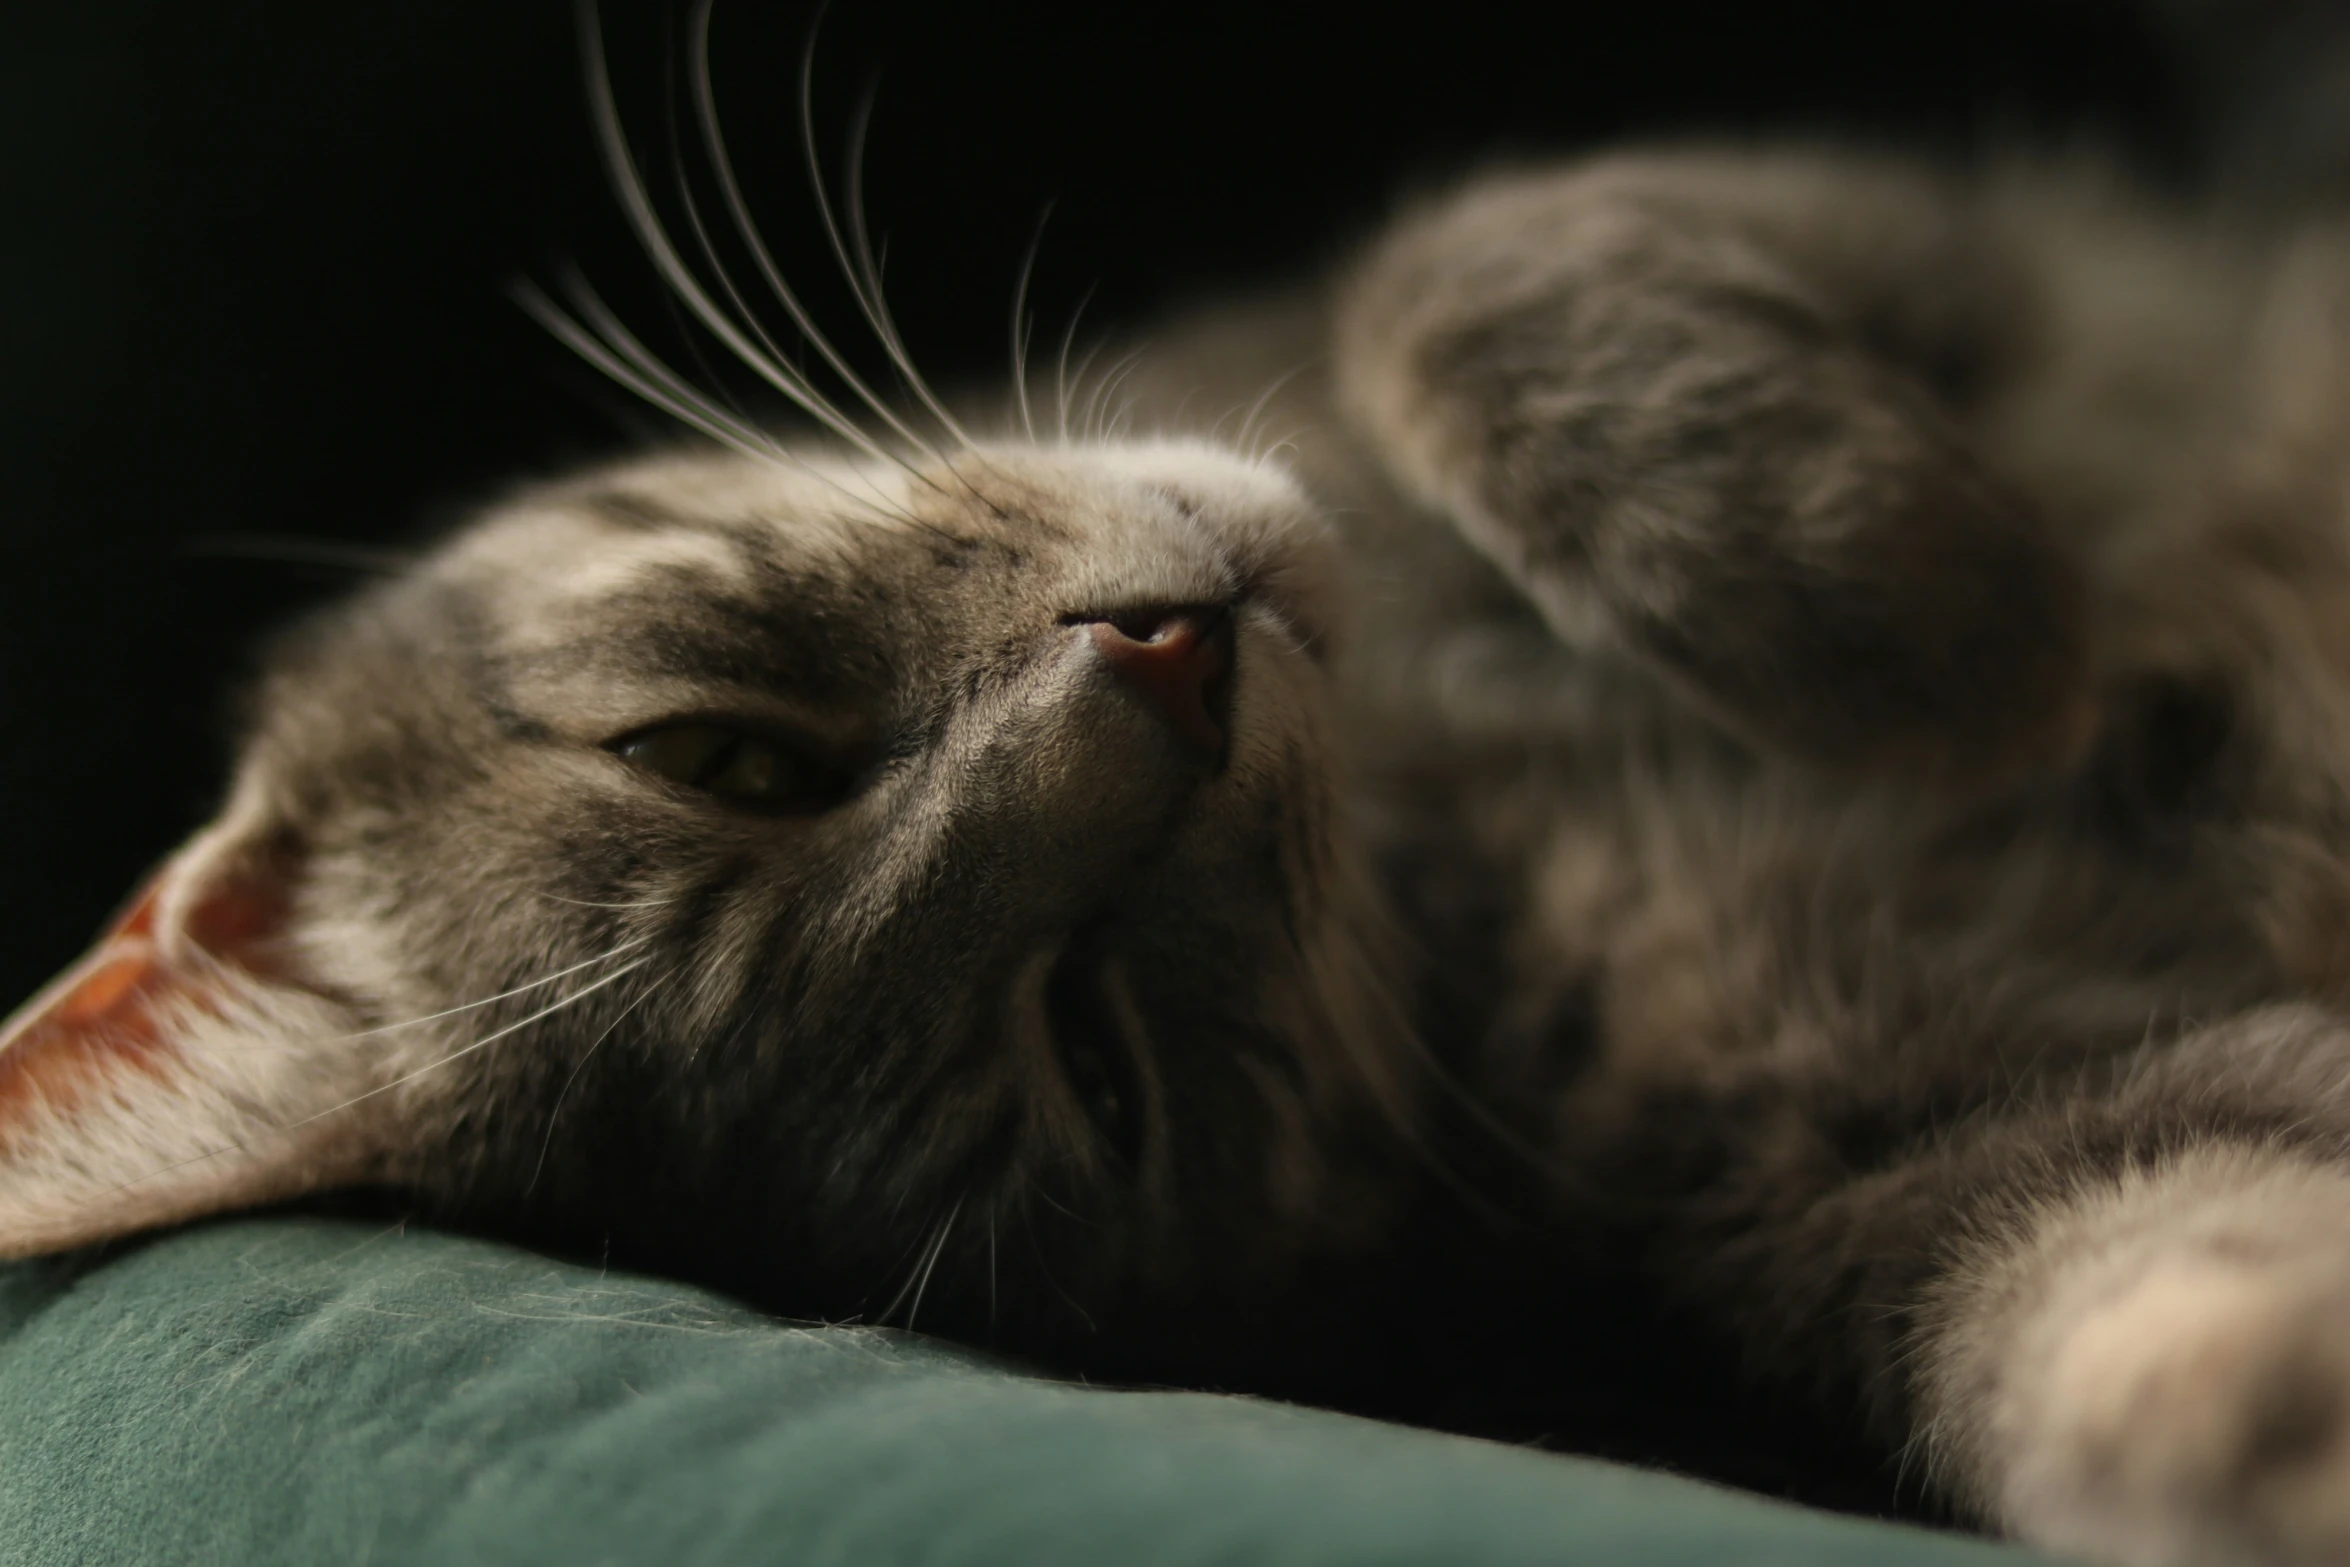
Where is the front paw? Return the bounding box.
[1335,170,2093,785]
[1594,414,2097,785]
[1988,1221,2350,1563]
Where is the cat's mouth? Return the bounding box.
[1040,937,1149,1172]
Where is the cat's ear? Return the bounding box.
[0,787,392,1256]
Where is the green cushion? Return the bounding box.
[0,1218,2040,1566]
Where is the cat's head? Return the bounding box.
[0,437,1416,1343]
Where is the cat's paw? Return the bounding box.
[1989,1227,2350,1564]
[1334,164,2095,786]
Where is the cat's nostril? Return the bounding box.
[1078,604,1234,756]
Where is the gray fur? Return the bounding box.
[14,144,2350,1562]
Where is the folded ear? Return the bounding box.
[0,788,392,1256]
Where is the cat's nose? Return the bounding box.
[1078,604,1235,755]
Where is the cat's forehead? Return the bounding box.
[440,438,1317,621]
[388,439,1328,740]
[441,451,921,609]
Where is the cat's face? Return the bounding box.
[0,437,1414,1343]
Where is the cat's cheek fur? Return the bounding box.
[1921,1147,2350,1566]
[0,779,397,1255]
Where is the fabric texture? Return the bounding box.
[0,1217,2041,1566]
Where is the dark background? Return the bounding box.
[0,0,2328,1004]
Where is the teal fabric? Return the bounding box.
[0,1219,2043,1566]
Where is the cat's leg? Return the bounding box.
[1923,1142,2350,1566]
[1332,149,2090,779]
[1673,1003,2350,1564]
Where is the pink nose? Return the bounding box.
[1083,605,1234,755]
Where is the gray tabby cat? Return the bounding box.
[8,110,2350,1563]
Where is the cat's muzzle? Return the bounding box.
[1067,602,1237,763]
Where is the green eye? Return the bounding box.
[613,723,841,811]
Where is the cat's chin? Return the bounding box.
[1037,934,1151,1171]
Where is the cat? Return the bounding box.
[11,48,2350,1563]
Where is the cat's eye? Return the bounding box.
[611,723,846,812]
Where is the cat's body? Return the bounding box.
[1131,154,2350,1550]
[13,139,2350,1565]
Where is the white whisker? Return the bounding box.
[1064,339,1117,441]
[1008,204,1054,443]
[1231,360,1314,455]
[685,0,952,475]
[518,277,931,529]
[878,1194,962,1330]
[826,72,977,454]
[579,6,902,469]
[515,279,798,463]
[296,956,656,1127]
[109,956,655,1196]
[525,965,667,1194]
[1053,285,1098,445]
[986,1208,1000,1333]
[1081,346,1147,442]
[182,536,416,575]
[903,1193,963,1332]
[536,893,683,911]
[341,932,656,1041]
[665,118,853,435]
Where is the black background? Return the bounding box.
[0,2,2216,1006]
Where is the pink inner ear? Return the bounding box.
[0,863,287,1132]
[0,826,363,1255]
[180,863,295,978]
[0,883,178,1127]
